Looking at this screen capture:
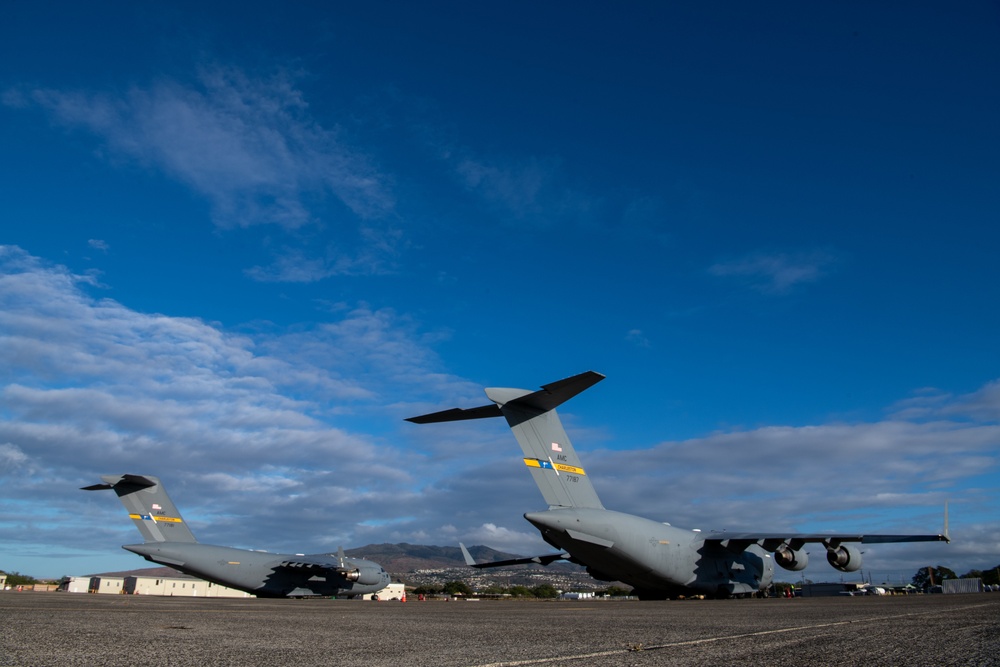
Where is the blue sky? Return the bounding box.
[1,1,997,582]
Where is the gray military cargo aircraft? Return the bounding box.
[408,371,949,600]
[84,474,390,598]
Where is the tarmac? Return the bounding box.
[1,591,998,666]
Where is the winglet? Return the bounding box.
[457,543,571,569]
[459,542,477,567]
[405,404,502,424]
[405,371,605,424]
[486,371,605,414]
[943,500,950,543]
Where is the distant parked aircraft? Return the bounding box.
[84,474,389,598]
[409,371,949,599]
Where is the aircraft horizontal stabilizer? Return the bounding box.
[81,474,157,492]
[459,542,569,569]
[406,371,605,424]
[486,371,605,413]
[405,403,502,423]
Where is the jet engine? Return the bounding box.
[826,544,863,572]
[339,565,385,586]
[773,545,809,571]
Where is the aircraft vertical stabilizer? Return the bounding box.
[83,474,197,543]
[408,371,605,509]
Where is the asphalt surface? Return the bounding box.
[1,592,997,666]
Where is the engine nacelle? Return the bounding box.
[826,544,863,572]
[773,545,809,571]
[340,565,385,586]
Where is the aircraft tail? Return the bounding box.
[407,371,605,509]
[82,474,197,543]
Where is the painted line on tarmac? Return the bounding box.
[471,603,992,667]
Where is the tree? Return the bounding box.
[912,566,957,590]
[442,581,472,597]
[530,584,559,599]
[3,572,37,587]
[960,567,1000,587]
[507,585,533,598]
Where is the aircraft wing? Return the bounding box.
[707,502,950,551]
[275,555,365,579]
[275,556,342,573]
[702,509,949,572]
[705,531,950,552]
[275,546,383,585]
[459,543,570,569]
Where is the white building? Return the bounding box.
[91,576,125,595]
[78,574,251,597]
[124,575,252,598]
[58,576,92,593]
[560,591,596,600]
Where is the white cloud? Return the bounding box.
[245,226,404,282]
[0,247,465,566]
[625,329,650,348]
[463,522,545,556]
[457,157,549,219]
[709,250,836,294]
[0,443,29,471]
[582,412,997,578]
[6,67,405,284]
[947,380,1000,422]
[446,149,598,226]
[15,66,394,230]
[595,418,997,517]
[1,246,995,579]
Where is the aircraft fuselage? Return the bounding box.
[524,508,774,599]
[123,542,390,598]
